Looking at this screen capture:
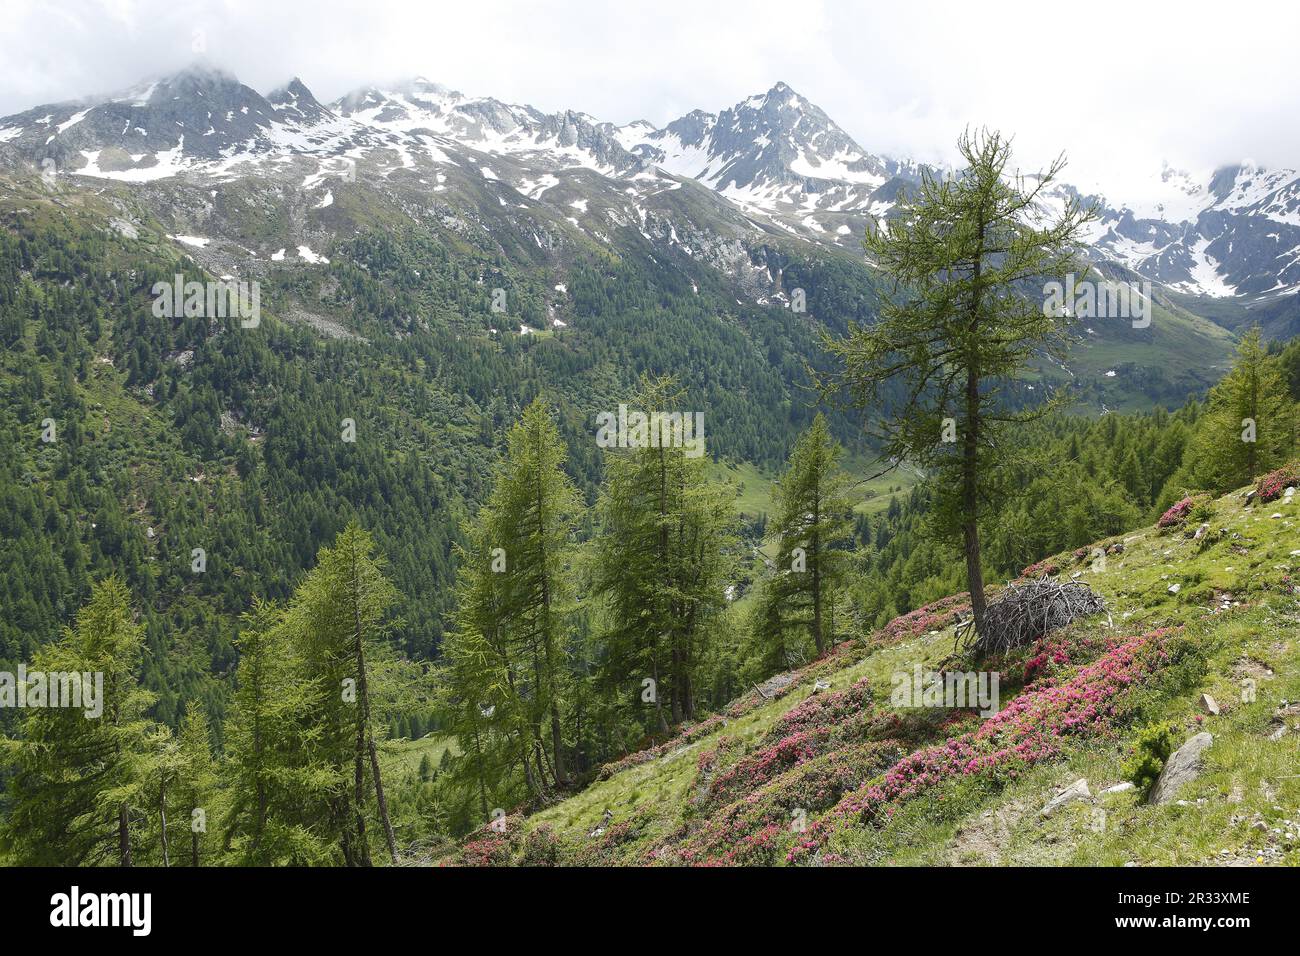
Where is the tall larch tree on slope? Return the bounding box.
[222,597,332,865]
[290,522,401,865]
[758,413,853,658]
[589,377,735,730]
[176,701,217,866]
[822,129,1095,638]
[443,398,580,806]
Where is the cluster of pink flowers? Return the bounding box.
[450,814,523,866]
[787,629,1175,862]
[1256,462,1300,503]
[697,681,879,811]
[1022,642,1075,685]
[701,730,828,809]
[458,836,511,867]
[596,714,728,780]
[595,651,867,784]
[675,741,902,866]
[1158,497,1195,528]
[1019,558,1060,578]
[519,824,561,866]
[603,644,872,785]
[877,593,971,643]
[1013,631,1127,685]
[594,595,972,786]
[771,678,875,737]
[704,823,788,866]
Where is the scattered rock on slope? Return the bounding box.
[1148,732,1213,805]
[753,672,794,699]
[1041,778,1091,817]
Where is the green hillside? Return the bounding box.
[441,474,1300,866]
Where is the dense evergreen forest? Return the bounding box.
[2,170,1299,865]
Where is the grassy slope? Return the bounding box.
[1025,293,1237,414]
[382,735,460,777]
[464,476,1300,866]
[710,454,915,521]
[709,455,918,626]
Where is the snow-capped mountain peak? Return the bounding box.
[622,81,898,211]
[328,79,639,174]
[1087,161,1300,299]
[1,66,1296,303]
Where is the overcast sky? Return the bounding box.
[2,0,1297,201]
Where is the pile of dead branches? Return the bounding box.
[959,576,1106,658]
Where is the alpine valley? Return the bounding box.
[3,59,1300,868]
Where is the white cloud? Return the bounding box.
[1,0,1297,204]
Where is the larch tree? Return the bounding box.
[822,129,1095,638]
[442,519,539,813]
[589,377,735,730]
[1183,326,1296,491]
[496,400,579,790]
[759,413,854,658]
[145,724,181,866]
[0,577,156,866]
[443,398,580,807]
[222,598,333,866]
[175,702,217,866]
[290,521,401,865]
